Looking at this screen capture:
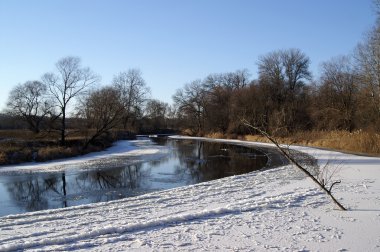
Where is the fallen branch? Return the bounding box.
[242,119,346,210]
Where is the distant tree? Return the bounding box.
[80,86,124,149]
[201,69,251,133]
[145,99,168,119]
[282,49,312,92]
[230,69,251,89]
[165,104,179,129]
[347,0,380,131]
[374,0,380,22]
[204,86,231,133]
[356,25,380,117]
[6,81,53,133]
[229,83,268,134]
[204,69,250,90]
[112,69,150,130]
[145,99,168,132]
[257,48,312,133]
[173,80,207,135]
[258,48,311,98]
[314,56,358,131]
[42,57,99,145]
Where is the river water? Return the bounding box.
[0,138,270,217]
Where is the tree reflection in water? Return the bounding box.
[171,140,268,184]
[7,173,64,211]
[6,163,150,212]
[75,163,149,192]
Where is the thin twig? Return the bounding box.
[329,180,341,193]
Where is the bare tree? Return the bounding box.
[165,104,179,130]
[229,83,268,134]
[204,69,251,90]
[112,69,150,130]
[258,48,311,97]
[42,57,99,145]
[6,81,53,133]
[257,50,284,91]
[282,49,312,91]
[204,86,231,133]
[257,49,312,133]
[202,70,251,133]
[173,80,207,135]
[355,24,380,117]
[314,56,358,131]
[145,99,168,119]
[374,0,380,23]
[80,86,124,149]
[145,99,168,131]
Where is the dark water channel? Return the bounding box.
[0,138,269,217]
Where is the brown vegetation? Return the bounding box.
[0,129,126,165]
[205,130,380,156]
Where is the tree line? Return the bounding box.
[172,1,380,137]
[173,21,380,136]
[4,57,172,148]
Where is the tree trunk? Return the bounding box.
[61,107,66,146]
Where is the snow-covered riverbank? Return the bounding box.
[0,137,379,251]
[0,139,167,174]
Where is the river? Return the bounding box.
[0,137,274,217]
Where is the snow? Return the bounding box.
[0,139,167,174]
[0,136,379,251]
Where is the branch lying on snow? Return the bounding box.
[241,119,346,211]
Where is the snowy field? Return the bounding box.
[0,136,379,251]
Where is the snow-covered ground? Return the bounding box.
[0,136,379,251]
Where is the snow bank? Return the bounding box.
[0,140,166,174]
[0,136,379,251]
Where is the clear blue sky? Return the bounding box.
[0,0,376,110]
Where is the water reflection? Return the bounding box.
[0,138,268,216]
[170,140,267,184]
[6,173,66,212]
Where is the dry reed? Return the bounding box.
[206,130,380,156]
[245,130,380,156]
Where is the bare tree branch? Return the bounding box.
[241,119,346,210]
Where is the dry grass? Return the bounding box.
[205,132,225,139]
[244,130,380,156]
[206,130,380,156]
[36,146,76,162]
[0,130,38,140]
[0,129,116,165]
[205,132,245,140]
